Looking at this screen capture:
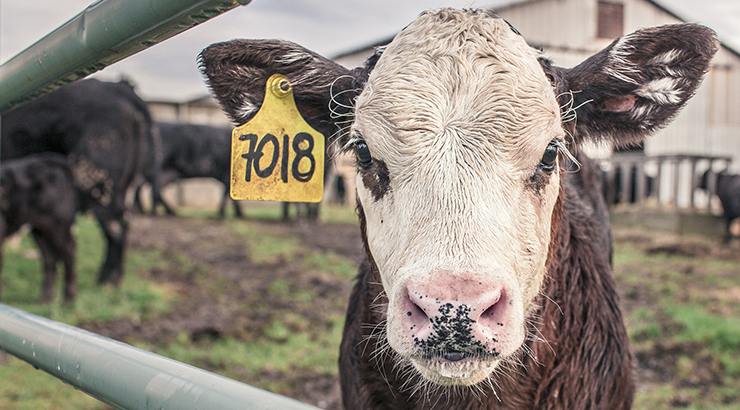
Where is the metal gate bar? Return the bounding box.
[0,0,251,114]
[0,303,320,410]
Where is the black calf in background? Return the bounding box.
[1,79,153,285]
[0,154,78,303]
[700,170,740,242]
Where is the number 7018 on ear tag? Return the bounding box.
[230,74,325,202]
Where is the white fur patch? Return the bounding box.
[235,99,258,120]
[605,34,640,85]
[635,77,683,104]
[630,104,654,129]
[278,51,310,65]
[647,49,683,66]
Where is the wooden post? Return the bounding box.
[636,158,646,204]
[672,158,681,209]
[689,157,698,212]
[619,161,631,204]
[655,157,663,206]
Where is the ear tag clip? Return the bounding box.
[230,74,325,202]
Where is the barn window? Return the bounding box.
[597,1,624,39]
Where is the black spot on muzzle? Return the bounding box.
[414,303,492,360]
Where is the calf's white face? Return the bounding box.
[351,10,563,385]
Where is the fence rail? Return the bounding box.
[600,153,732,212]
[0,0,251,114]
[0,303,320,410]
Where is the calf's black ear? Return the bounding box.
[198,39,364,141]
[551,23,719,148]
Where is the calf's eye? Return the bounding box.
[355,141,373,169]
[540,140,559,171]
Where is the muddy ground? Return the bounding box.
[81,214,364,410]
[79,213,740,409]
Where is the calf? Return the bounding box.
[1,79,152,285]
[132,122,242,217]
[700,170,740,242]
[200,9,717,409]
[0,154,77,303]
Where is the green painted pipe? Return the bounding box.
[0,303,321,410]
[0,0,251,114]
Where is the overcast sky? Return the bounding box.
[2,0,739,101]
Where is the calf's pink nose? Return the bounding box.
[401,277,512,355]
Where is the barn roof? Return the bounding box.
[647,0,740,57]
[332,0,740,60]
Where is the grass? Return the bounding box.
[0,355,104,410]
[302,252,357,278]
[613,238,740,409]
[146,314,346,395]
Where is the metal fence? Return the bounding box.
[0,304,319,410]
[600,153,732,212]
[0,0,248,114]
[0,1,321,408]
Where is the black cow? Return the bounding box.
[1,79,152,285]
[700,170,740,242]
[133,122,332,220]
[0,154,78,303]
[132,122,242,218]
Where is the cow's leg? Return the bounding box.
[0,219,5,300]
[282,202,290,221]
[724,217,734,244]
[155,170,178,216]
[31,228,58,303]
[149,188,159,216]
[0,238,4,301]
[307,203,320,221]
[93,207,128,285]
[157,195,177,216]
[218,188,229,219]
[132,182,147,214]
[149,179,177,216]
[232,199,244,219]
[56,227,77,303]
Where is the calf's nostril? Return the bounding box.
[479,290,504,322]
[442,351,468,362]
[406,291,430,321]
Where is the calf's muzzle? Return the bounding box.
[400,276,518,360]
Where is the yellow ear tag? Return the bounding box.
[230,74,325,202]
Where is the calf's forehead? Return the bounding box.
[355,9,561,168]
